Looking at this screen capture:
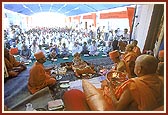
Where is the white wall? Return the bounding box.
[98,18,130,31]
[3,9,28,30]
[31,12,66,28]
[131,4,154,52]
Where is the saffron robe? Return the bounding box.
[133,46,141,56]
[115,74,164,110]
[28,62,56,94]
[5,54,26,77]
[122,51,138,78]
[5,55,21,70]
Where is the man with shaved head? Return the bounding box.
[28,51,56,94]
[63,54,164,111]
[104,54,164,111]
[134,54,158,76]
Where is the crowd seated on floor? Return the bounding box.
[4,24,164,111]
[4,25,134,61]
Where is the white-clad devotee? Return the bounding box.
[71,42,82,56]
[89,40,100,56]
[121,28,130,43]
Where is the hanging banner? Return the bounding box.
[127,7,135,33]
[100,11,128,19]
[69,17,71,23]
[73,16,81,23]
[92,13,96,27]
[83,14,92,19]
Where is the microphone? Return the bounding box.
[135,23,139,27]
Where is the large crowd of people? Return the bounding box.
[4,25,130,61]
[4,24,164,111]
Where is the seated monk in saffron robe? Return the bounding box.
[132,40,141,56]
[118,40,127,52]
[109,50,127,73]
[72,53,95,78]
[101,50,129,92]
[63,54,164,111]
[156,50,164,82]
[102,54,164,110]
[121,44,138,78]
[28,51,56,94]
[4,48,27,78]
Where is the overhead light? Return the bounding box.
[65,7,79,14]
[49,4,53,12]
[38,4,42,12]
[23,4,28,8]
[22,4,34,14]
[65,11,70,14]
[57,4,67,12]
[73,7,79,10]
